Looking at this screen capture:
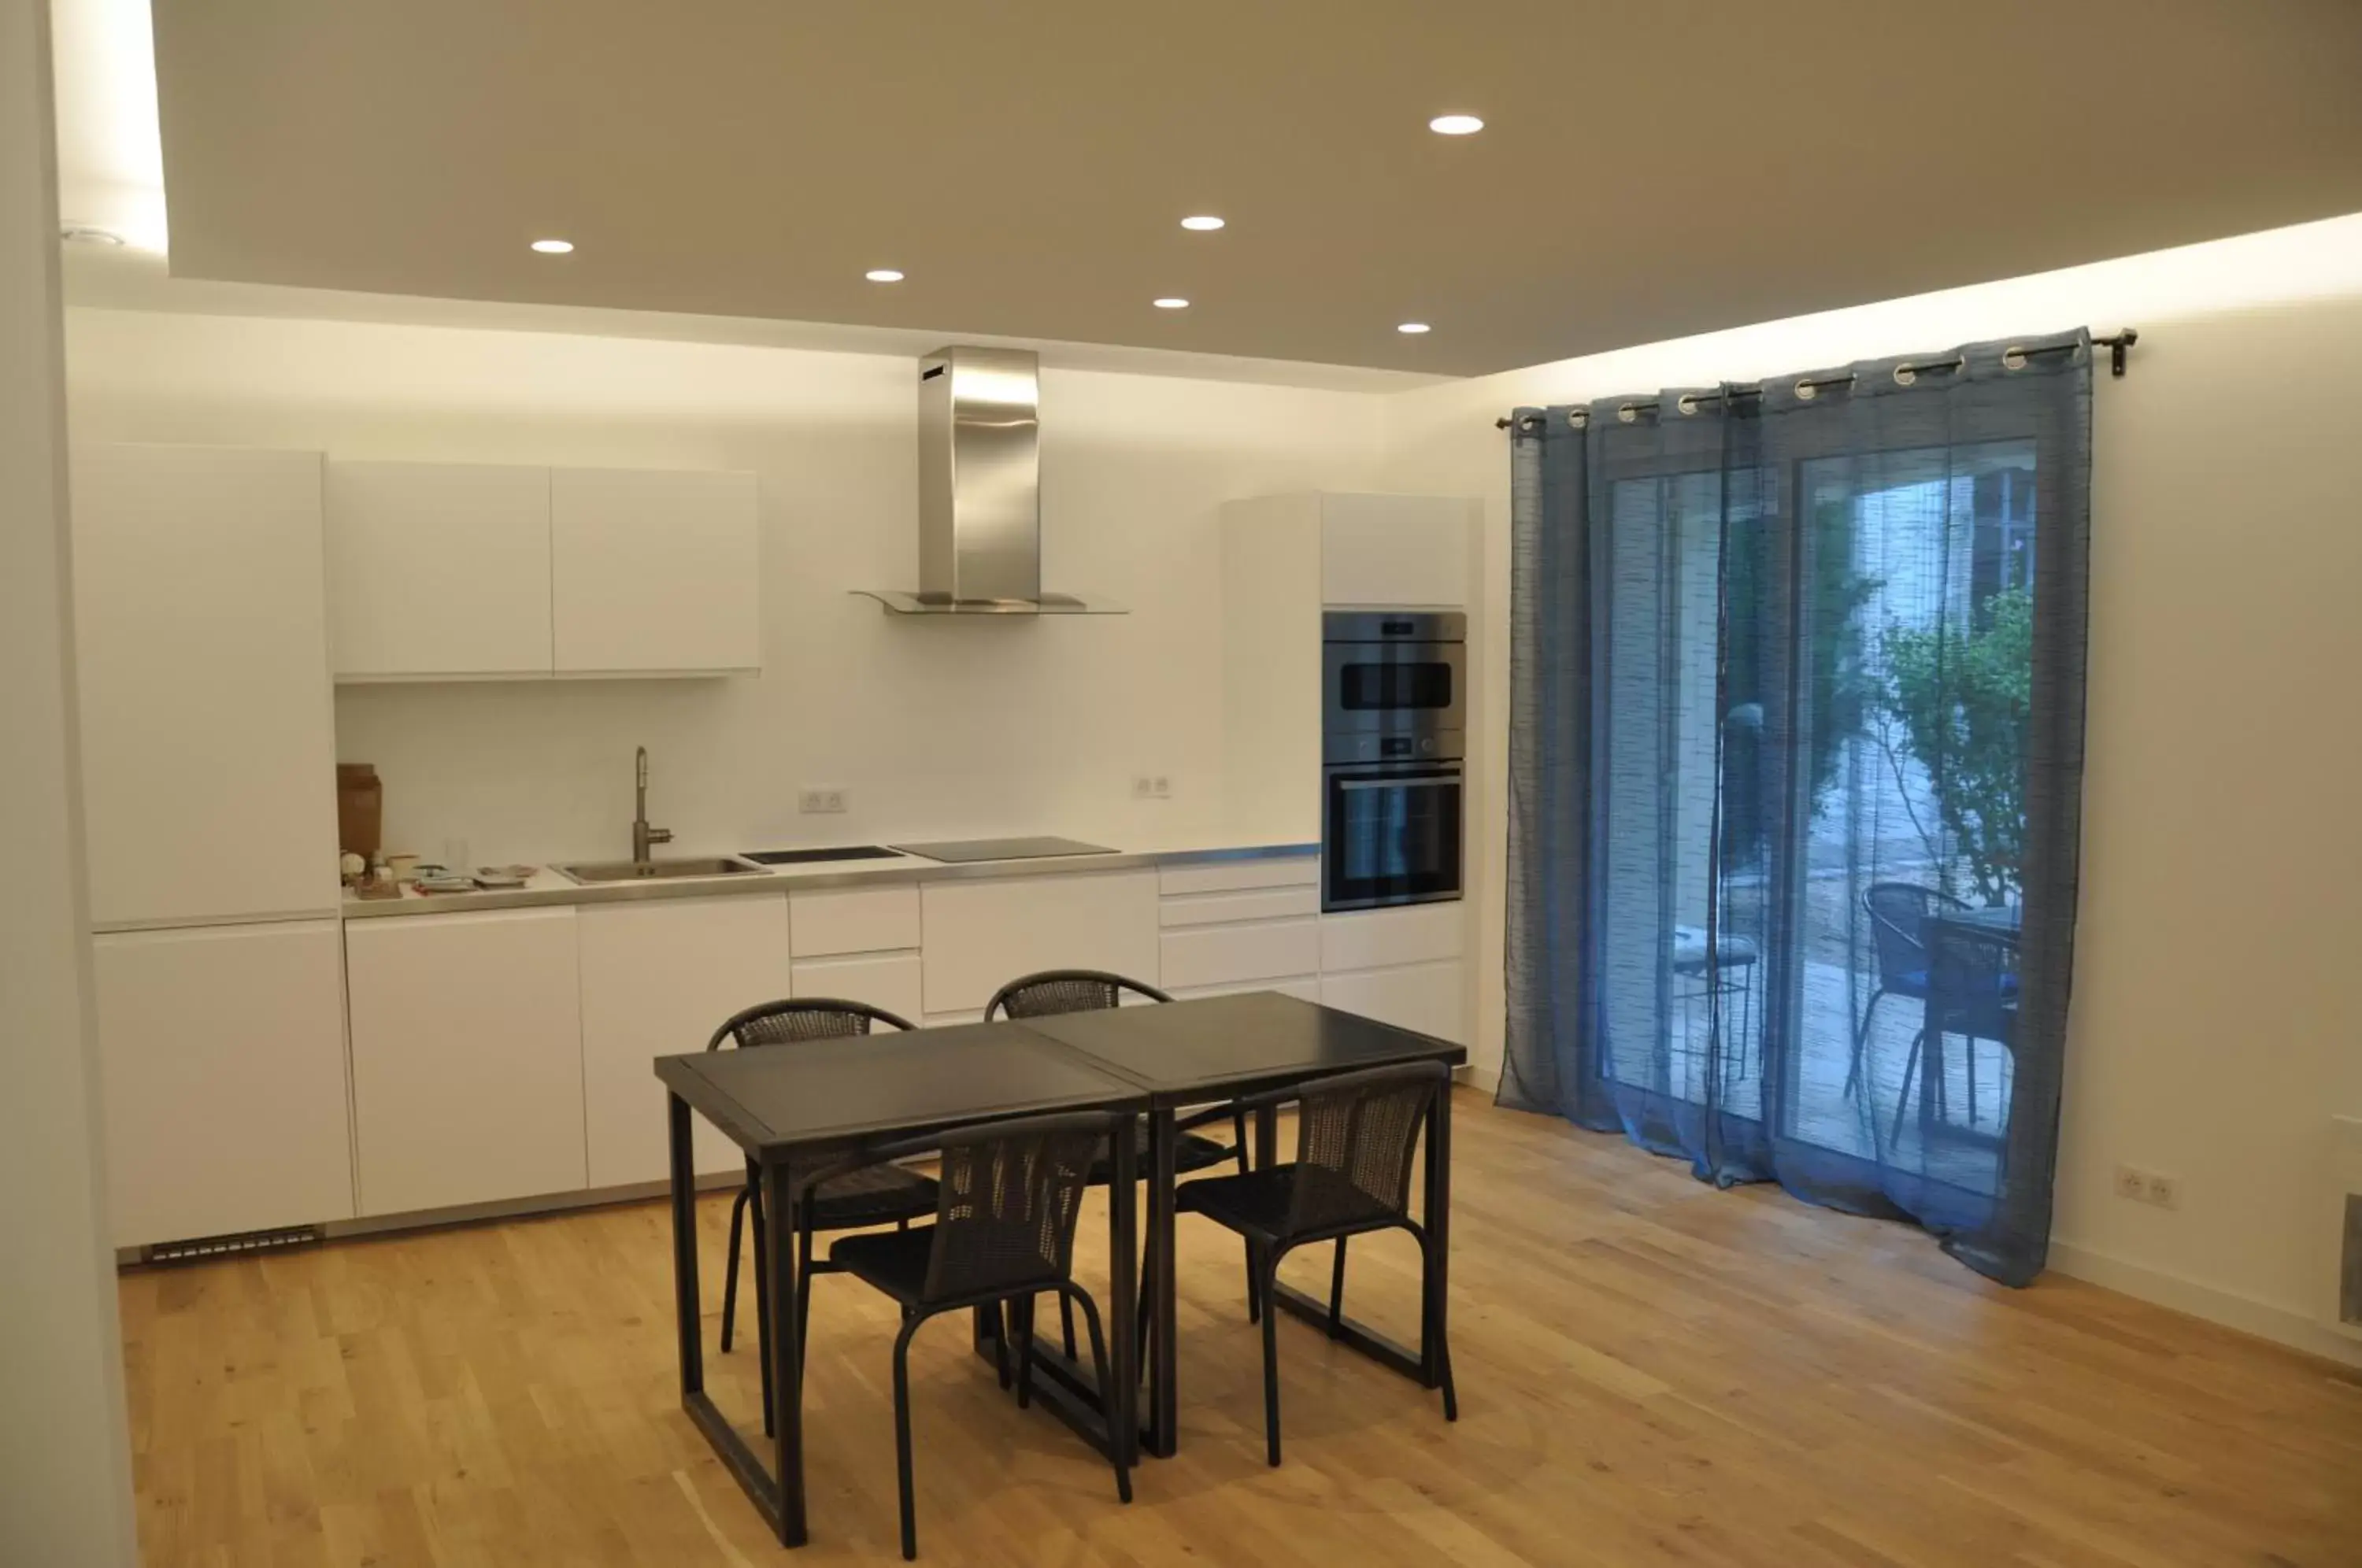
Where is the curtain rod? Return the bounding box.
[1494,329,2138,431]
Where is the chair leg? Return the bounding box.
[1844,989,1886,1100]
[1059,1292,1078,1362]
[891,1315,922,1562]
[1258,1243,1284,1467]
[1886,1030,1926,1156]
[1135,1241,1154,1368]
[1965,1037,1979,1127]
[1327,1238,1348,1335]
[720,1185,749,1352]
[1061,1285,1132,1505]
[989,1300,1011,1392]
[1235,1113,1261,1326]
[1015,1295,1038,1411]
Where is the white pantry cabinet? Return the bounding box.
[327,460,553,679]
[579,895,793,1187]
[919,869,1161,1015]
[92,921,354,1248]
[346,908,586,1215]
[1320,960,1466,1044]
[71,445,340,926]
[551,466,761,675]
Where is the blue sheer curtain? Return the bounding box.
[1501,331,2091,1285]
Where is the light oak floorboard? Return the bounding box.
[118,1090,2362,1566]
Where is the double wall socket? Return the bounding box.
[798,787,849,814]
[1131,775,1172,800]
[2114,1163,2182,1210]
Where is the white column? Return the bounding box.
[0,2,139,1562]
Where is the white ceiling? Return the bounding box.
[79,2,2362,375]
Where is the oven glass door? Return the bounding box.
[1324,764,1464,911]
[1323,641,1465,734]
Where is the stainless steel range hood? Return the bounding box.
[854,346,1123,615]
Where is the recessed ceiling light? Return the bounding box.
[865,268,905,283]
[1427,114,1484,136]
[1153,298,1190,309]
[1180,215,1226,231]
[1398,322,1432,335]
[529,238,574,254]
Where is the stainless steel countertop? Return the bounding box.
[339,838,1318,919]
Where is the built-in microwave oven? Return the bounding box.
[1320,609,1465,912]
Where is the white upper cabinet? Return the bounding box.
[327,460,553,679]
[1319,492,1474,608]
[71,444,341,926]
[550,466,761,675]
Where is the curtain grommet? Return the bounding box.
[1795,381,1817,401]
[1676,394,1699,416]
[2002,346,2027,370]
[1618,404,1638,424]
[1569,410,1588,429]
[1893,364,1916,386]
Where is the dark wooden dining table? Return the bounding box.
[653,991,1468,1545]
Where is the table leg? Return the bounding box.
[1147,1108,1179,1459]
[1422,1080,1453,1390]
[761,1160,807,1548]
[668,1093,703,1399]
[1108,1111,1139,1469]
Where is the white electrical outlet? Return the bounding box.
[1131,775,1172,801]
[798,787,849,814]
[2115,1163,2181,1210]
[1150,775,1172,798]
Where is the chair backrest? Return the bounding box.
[920,1111,1114,1304]
[1862,882,1965,986]
[1285,1061,1448,1237]
[983,968,1172,1023]
[705,997,916,1052]
[1926,923,2018,1044]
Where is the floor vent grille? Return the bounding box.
[143,1225,324,1267]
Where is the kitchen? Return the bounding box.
[67,320,1483,1255]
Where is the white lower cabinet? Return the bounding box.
[93,920,354,1248]
[346,908,586,1215]
[579,895,794,1188]
[920,869,1161,1015]
[1320,959,1466,1044]
[792,949,926,1025]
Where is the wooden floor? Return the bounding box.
[120,1090,2362,1567]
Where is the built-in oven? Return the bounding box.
[1320,609,1466,912]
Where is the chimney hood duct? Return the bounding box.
[854,346,1123,615]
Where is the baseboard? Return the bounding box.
[1454,1058,1502,1096]
[2047,1238,2362,1370]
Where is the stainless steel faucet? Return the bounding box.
[631,745,672,866]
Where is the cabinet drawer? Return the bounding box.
[1159,854,1320,897]
[791,950,924,1026]
[1168,975,1321,1007]
[1160,918,1321,991]
[1320,902,1464,972]
[790,883,921,957]
[1320,959,1465,1045]
[1160,883,1319,927]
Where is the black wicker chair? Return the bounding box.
[1847,882,1973,1100]
[808,1111,1134,1559]
[1886,921,2019,1156]
[1172,1060,1457,1466]
[984,970,1254,1355]
[706,998,937,1434]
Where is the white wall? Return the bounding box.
[62,309,1387,864]
[1379,213,2362,1365]
[0,2,138,1560]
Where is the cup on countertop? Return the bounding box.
[387,852,421,882]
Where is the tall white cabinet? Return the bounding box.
[72,444,341,926]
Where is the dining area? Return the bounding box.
[652,979,1467,1557]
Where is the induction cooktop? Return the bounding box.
[887,836,1119,864]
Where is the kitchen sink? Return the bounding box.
[554,856,768,885]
